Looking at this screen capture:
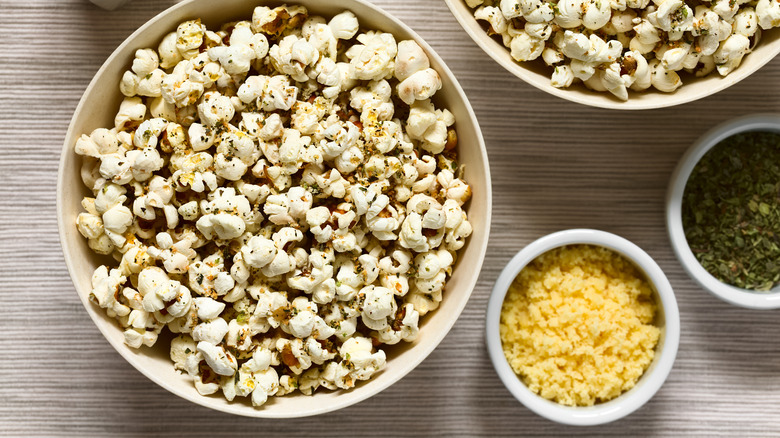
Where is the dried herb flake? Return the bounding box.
[682,131,780,291]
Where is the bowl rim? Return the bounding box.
[442,0,780,111]
[56,0,492,418]
[666,113,780,310]
[485,229,680,426]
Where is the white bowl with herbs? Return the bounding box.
[667,114,780,309]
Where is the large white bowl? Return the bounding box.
[486,229,680,426]
[57,0,491,418]
[667,114,780,309]
[443,0,780,110]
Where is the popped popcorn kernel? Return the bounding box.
[74,4,473,408]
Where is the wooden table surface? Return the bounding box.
[3,0,780,435]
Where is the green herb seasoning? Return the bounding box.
[682,131,780,291]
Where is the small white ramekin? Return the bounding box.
[486,229,680,426]
[667,114,780,310]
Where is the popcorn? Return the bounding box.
[380,272,410,297]
[123,328,155,348]
[197,92,234,128]
[468,0,778,99]
[475,6,508,33]
[321,305,357,343]
[134,149,166,183]
[339,336,386,381]
[283,305,319,343]
[114,97,146,131]
[405,289,440,316]
[195,187,251,240]
[158,32,183,69]
[329,11,360,40]
[197,341,237,376]
[713,0,740,21]
[364,192,402,240]
[306,337,336,365]
[137,69,165,98]
[522,0,557,24]
[246,366,279,407]
[375,303,420,344]
[647,0,694,39]
[360,285,396,330]
[406,100,455,154]
[165,285,193,319]
[349,80,394,121]
[145,231,194,273]
[170,154,218,193]
[269,35,319,83]
[170,335,198,371]
[252,289,289,330]
[207,23,269,75]
[347,32,398,81]
[89,266,130,318]
[757,0,780,29]
[95,183,133,237]
[169,308,199,334]
[714,33,751,75]
[192,297,225,320]
[136,269,192,322]
[188,253,235,297]
[287,251,334,295]
[238,75,299,112]
[161,61,206,108]
[733,7,759,37]
[306,22,337,59]
[395,40,430,81]
[76,212,104,240]
[551,65,575,88]
[75,128,120,159]
[649,59,683,92]
[442,201,474,251]
[230,348,276,402]
[251,4,308,37]
[192,318,230,344]
[176,19,206,60]
[184,352,220,395]
[560,31,622,65]
[397,68,442,105]
[74,4,472,409]
[406,249,455,316]
[510,32,545,62]
[241,235,277,268]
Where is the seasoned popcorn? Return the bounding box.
[74,5,473,408]
[465,0,774,100]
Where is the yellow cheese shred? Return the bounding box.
[500,245,660,407]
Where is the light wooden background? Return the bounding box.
[3,0,780,436]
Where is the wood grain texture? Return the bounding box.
[2,0,780,435]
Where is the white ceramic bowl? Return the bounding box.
[486,229,680,426]
[443,0,780,110]
[57,0,491,418]
[667,114,780,309]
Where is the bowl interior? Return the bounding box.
[443,0,780,110]
[667,114,780,309]
[57,0,491,417]
[486,229,680,426]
